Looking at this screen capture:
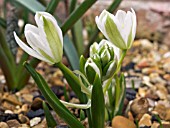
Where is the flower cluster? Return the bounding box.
[83,39,117,84]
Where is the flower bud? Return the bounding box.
[103,60,117,80]
[84,58,101,84]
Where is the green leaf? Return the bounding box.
[91,74,105,128]
[61,0,97,35]
[14,0,45,14]
[71,19,84,56]
[24,62,84,128]
[113,74,126,116]
[63,35,79,70]
[0,17,6,28]
[43,101,57,128]
[46,0,60,14]
[55,62,85,103]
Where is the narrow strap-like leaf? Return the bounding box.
[24,62,84,128]
[91,74,105,128]
[43,101,57,128]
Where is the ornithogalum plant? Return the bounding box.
[14,8,136,128]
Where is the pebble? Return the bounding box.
[22,94,33,103]
[2,94,22,106]
[32,118,47,128]
[27,109,44,119]
[0,113,18,122]
[126,88,137,101]
[0,122,9,128]
[18,114,30,124]
[4,110,14,114]
[112,116,136,128]
[6,119,21,128]
[130,98,149,119]
[139,114,152,127]
[31,97,43,110]
[30,117,41,127]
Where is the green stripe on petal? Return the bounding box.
[42,16,63,63]
[39,48,55,64]
[127,27,133,49]
[105,16,127,49]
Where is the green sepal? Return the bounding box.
[24,62,84,128]
[91,74,105,128]
[103,60,117,80]
[43,101,57,128]
[86,65,97,84]
[79,55,86,75]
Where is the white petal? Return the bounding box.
[25,31,53,58]
[122,11,133,44]
[35,12,63,47]
[131,8,137,41]
[25,24,39,35]
[115,10,126,25]
[13,32,52,64]
[85,58,101,78]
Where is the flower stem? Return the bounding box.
[54,62,86,103]
[103,49,127,94]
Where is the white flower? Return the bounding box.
[14,12,63,64]
[95,8,136,50]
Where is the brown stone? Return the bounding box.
[0,122,9,128]
[18,114,30,124]
[2,94,22,106]
[112,116,136,128]
[139,114,152,127]
[165,108,170,121]
[130,98,149,120]
[22,94,33,103]
[2,101,16,110]
[31,97,43,110]
[6,119,21,128]
[153,104,166,119]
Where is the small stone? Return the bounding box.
[0,122,9,128]
[130,98,149,120]
[162,121,170,128]
[151,122,160,128]
[18,114,29,124]
[155,85,168,100]
[32,118,47,128]
[153,104,166,119]
[139,114,152,127]
[163,62,170,73]
[165,108,170,121]
[4,110,14,114]
[163,74,170,81]
[22,94,33,103]
[2,101,16,110]
[140,39,153,50]
[7,119,21,128]
[27,109,44,119]
[150,73,166,85]
[30,117,41,127]
[126,88,137,101]
[112,116,136,128]
[21,104,29,113]
[31,97,43,110]
[2,94,22,106]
